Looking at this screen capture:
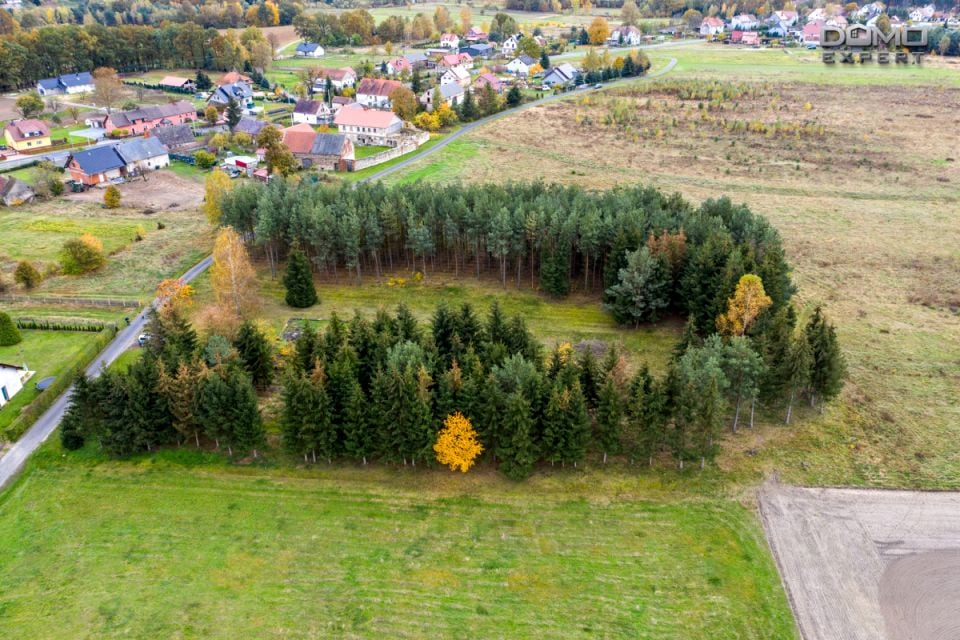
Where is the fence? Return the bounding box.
[0,294,141,309]
[352,131,432,171]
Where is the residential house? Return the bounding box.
[217,71,253,86]
[331,96,354,113]
[0,364,29,409]
[909,4,936,22]
[473,73,504,93]
[311,67,358,92]
[501,33,522,57]
[440,32,460,48]
[235,116,268,138]
[208,82,254,108]
[420,83,466,111]
[772,10,799,26]
[3,119,51,152]
[607,25,642,46]
[67,138,169,186]
[465,27,488,42]
[700,17,726,36]
[282,123,320,158]
[35,72,94,97]
[292,99,333,125]
[386,57,413,75]
[854,2,885,20]
[731,14,759,29]
[801,21,824,43]
[296,42,326,57]
[440,53,473,69]
[825,15,848,27]
[460,43,494,58]
[355,78,403,109]
[730,30,744,44]
[159,76,196,92]
[102,100,197,136]
[806,8,828,23]
[506,54,536,76]
[440,64,472,88]
[541,63,578,88]
[0,176,35,207]
[145,123,199,151]
[333,104,403,146]
[741,31,760,46]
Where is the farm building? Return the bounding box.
[311,67,357,92]
[91,101,197,136]
[158,76,196,91]
[333,104,403,146]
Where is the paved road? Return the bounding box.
[360,55,680,183]
[0,255,212,490]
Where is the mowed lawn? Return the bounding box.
[0,330,102,432]
[0,455,797,639]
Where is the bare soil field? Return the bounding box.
[391,80,960,488]
[69,171,204,211]
[760,485,960,640]
[0,94,18,120]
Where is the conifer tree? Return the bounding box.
[564,381,591,466]
[722,336,765,431]
[577,347,601,408]
[394,303,421,343]
[234,320,273,389]
[294,324,319,374]
[341,375,373,464]
[785,328,812,425]
[0,312,21,346]
[806,307,846,412]
[541,382,570,465]
[596,377,623,463]
[230,370,266,457]
[283,248,318,308]
[499,392,536,480]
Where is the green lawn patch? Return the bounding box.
[0,208,142,265]
[0,455,797,639]
[339,132,450,183]
[354,144,390,159]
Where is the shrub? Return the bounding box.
[194,150,217,169]
[60,234,106,275]
[0,312,22,346]
[14,261,42,289]
[103,185,121,208]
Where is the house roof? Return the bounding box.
[4,119,50,141]
[108,101,196,128]
[612,25,641,35]
[512,54,536,66]
[210,83,253,104]
[474,73,502,89]
[332,96,354,105]
[440,32,459,41]
[333,104,401,130]
[293,99,328,116]
[356,78,403,97]
[39,72,93,89]
[148,123,196,149]
[282,123,318,154]
[37,78,61,91]
[545,63,578,83]
[218,71,252,86]
[310,133,348,156]
[389,57,412,71]
[115,137,168,163]
[159,76,192,87]
[235,116,267,136]
[444,65,470,81]
[702,16,725,27]
[316,67,356,82]
[297,42,323,53]
[439,83,464,99]
[70,145,125,175]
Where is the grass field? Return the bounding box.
[0,447,797,639]
[355,144,390,159]
[381,56,960,489]
[0,330,102,433]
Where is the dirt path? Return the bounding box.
[760,485,960,640]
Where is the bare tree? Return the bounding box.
[92,67,124,113]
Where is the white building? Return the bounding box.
[296,42,325,58]
[0,363,28,409]
[506,54,537,76]
[440,65,471,88]
[501,33,522,57]
[292,99,333,125]
[440,33,460,49]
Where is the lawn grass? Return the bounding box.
[355,144,390,159]
[0,447,797,639]
[0,206,143,265]
[337,131,450,183]
[0,330,101,433]
[167,159,209,183]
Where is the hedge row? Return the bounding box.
[16,317,112,332]
[1,325,118,443]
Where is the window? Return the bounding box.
[1,386,8,402]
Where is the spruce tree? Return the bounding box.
[0,312,21,346]
[226,97,242,131]
[234,320,274,389]
[294,324,319,374]
[539,49,550,69]
[485,300,509,346]
[322,312,348,363]
[341,375,373,464]
[563,381,591,466]
[394,303,421,343]
[459,89,478,121]
[596,377,623,463]
[281,373,310,459]
[806,307,846,411]
[784,328,812,425]
[284,248,318,308]
[499,392,536,480]
[577,347,601,408]
[230,370,266,457]
[541,382,570,465]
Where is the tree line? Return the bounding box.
[59,294,843,477]
[218,180,794,336]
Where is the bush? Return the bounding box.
[14,261,42,289]
[103,185,121,208]
[0,312,22,346]
[60,234,106,275]
[194,150,217,169]
[15,317,108,332]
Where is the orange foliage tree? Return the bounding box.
[434,412,483,473]
[716,274,773,336]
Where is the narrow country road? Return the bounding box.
[0,49,684,491]
[361,55,680,183]
[0,256,212,490]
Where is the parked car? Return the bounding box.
[138,333,150,347]
[593,83,604,89]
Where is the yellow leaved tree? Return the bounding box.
[211,226,258,318]
[203,169,234,225]
[434,412,483,473]
[716,274,772,336]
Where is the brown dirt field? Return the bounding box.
[760,485,960,640]
[69,171,204,212]
[221,24,299,49]
[392,80,960,489]
[0,95,18,121]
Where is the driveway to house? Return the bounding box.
[360,55,680,184]
[0,256,212,490]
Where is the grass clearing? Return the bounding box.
[0,330,102,433]
[0,448,796,639]
[355,144,390,159]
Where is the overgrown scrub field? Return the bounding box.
[0,198,211,299]
[386,77,960,488]
[0,448,796,639]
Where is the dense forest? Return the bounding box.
[218,181,794,336]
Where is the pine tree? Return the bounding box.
[459,89,478,121]
[596,377,623,463]
[564,381,591,466]
[234,320,273,389]
[806,307,846,412]
[722,336,765,432]
[539,49,551,69]
[283,248,318,308]
[577,347,601,408]
[341,375,373,464]
[784,328,812,425]
[499,392,536,480]
[0,312,21,346]
[230,370,266,457]
[226,97,242,130]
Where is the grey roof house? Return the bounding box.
[36,72,94,96]
[208,82,254,107]
[146,124,199,151]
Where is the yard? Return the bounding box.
[380,59,960,488]
[0,447,796,639]
[354,144,389,159]
[0,329,105,434]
